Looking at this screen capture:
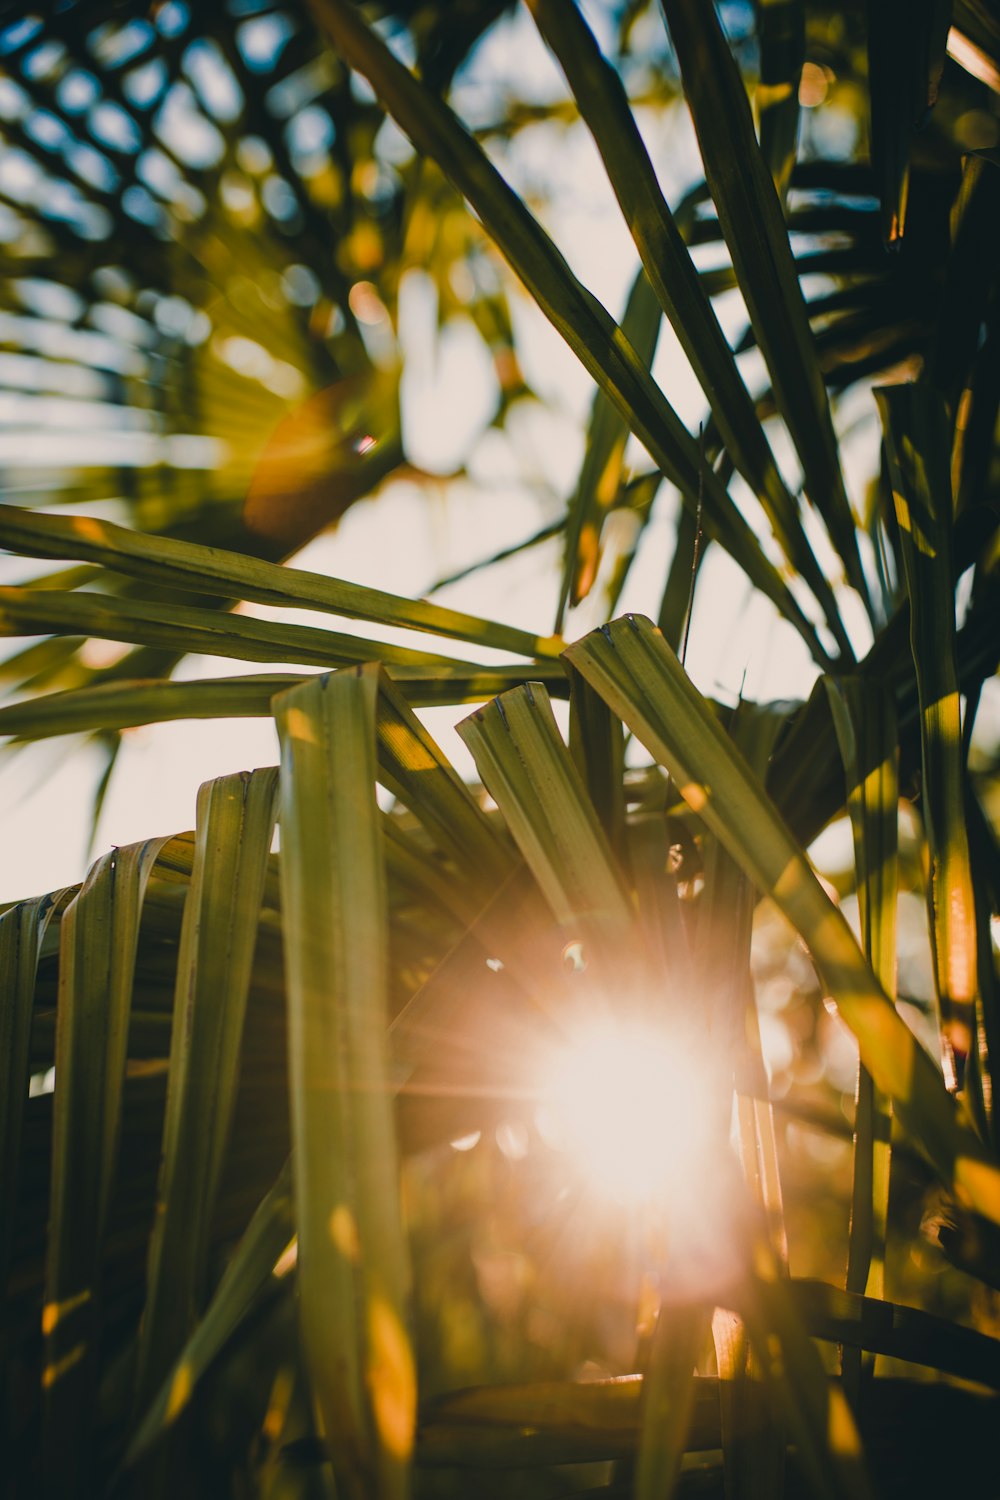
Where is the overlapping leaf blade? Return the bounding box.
[374,669,515,899]
[657,497,706,651]
[712,1306,785,1500]
[928,153,1000,495]
[700,702,790,1499]
[0,586,482,673]
[827,676,898,1401]
[0,662,572,743]
[0,506,560,661]
[136,768,280,1409]
[43,836,172,1498]
[457,682,633,946]
[792,1278,1000,1386]
[566,659,628,866]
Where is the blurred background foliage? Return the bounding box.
[1,0,998,672]
[2,1,1000,1497]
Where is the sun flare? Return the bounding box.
[538,1021,722,1211]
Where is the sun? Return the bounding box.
[538,1019,724,1212]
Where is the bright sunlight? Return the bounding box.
[539,1020,722,1210]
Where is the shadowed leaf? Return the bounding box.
[876,382,976,1090]
[555,264,662,629]
[757,0,804,207]
[659,0,872,617]
[867,0,952,247]
[0,891,70,1297]
[43,837,173,1498]
[126,1159,295,1465]
[739,1233,874,1500]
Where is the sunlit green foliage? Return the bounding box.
[2,3,1000,1499]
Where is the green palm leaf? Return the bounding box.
[275,667,414,1500]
